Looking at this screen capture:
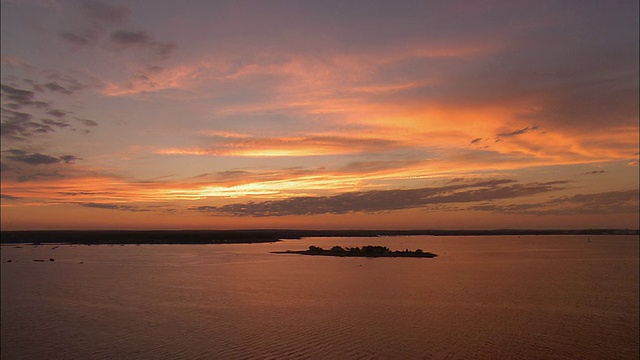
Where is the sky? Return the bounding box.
[1,0,638,230]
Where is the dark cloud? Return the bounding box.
[43,82,74,95]
[108,29,177,59]
[0,84,47,109]
[584,170,606,175]
[1,81,90,140]
[192,179,566,217]
[41,119,71,128]
[59,31,96,46]
[76,118,98,127]
[24,74,89,96]
[3,149,81,166]
[24,79,44,92]
[46,109,67,118]
[58,1,130,46]
[548,190,637,207]
[1,108,32,123]
[7,152,60,165]
[470,189,639,216]
[1,108,74,140]
[43,72,90,94]
[57,2,176,88]
[57,1,175,64]
[470,137,483,144]
[0,194,22,200]
[154,42,177,57]
[78,202,147,212]
[1,84,35,105]
[110,29,152,45]
[1,108,52,140]
[16,172,65,183]
[60,155,81,164]
[77,1,130,24]
[3,149,27,156]
[498,125,539,137]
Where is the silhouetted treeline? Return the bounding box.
[0,228,637,245]
[0,230,287,245]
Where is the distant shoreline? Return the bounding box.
[0,229,637,245]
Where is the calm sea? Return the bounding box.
[1,235,638,359]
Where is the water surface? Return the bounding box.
[2,235,638,359]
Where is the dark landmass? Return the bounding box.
[0,230,286,245]
[0,228,637,245]
[273,245,438,258]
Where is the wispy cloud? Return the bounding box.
[337,159,425,173]
[75,118,98,127]
[78,202,148,212]
[1,80,98,141]
[0,194,22,201]
[497,125,539,138]
[4,150,60,165]
[108,29,176,58]
[158,135,402,157]
[1,108,45,140]
[1,84,33,105]
[42,81,84,95]
[3,149,81,165]
[470,189,639,216]
[110,29,152,45]
[55,0,176,95]
[46,109,67,118]
[59,0,130,47]
[41,119,71,128]
[191,179,566,217]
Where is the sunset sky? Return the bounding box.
[1,0,638,230]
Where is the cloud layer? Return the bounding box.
[1,1,637,229]
[191,179,568,217]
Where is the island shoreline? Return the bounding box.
[273,245,438,258]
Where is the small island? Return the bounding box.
[273,245,438,258]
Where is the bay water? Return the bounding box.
[2,235,638,359]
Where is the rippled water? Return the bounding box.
[2,235,638,359]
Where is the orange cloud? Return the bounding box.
[99,36,636,177]
[157,134,402,157]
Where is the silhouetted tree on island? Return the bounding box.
[361,245,390,255]
[281,245,437,258]
[347,247,361,254]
